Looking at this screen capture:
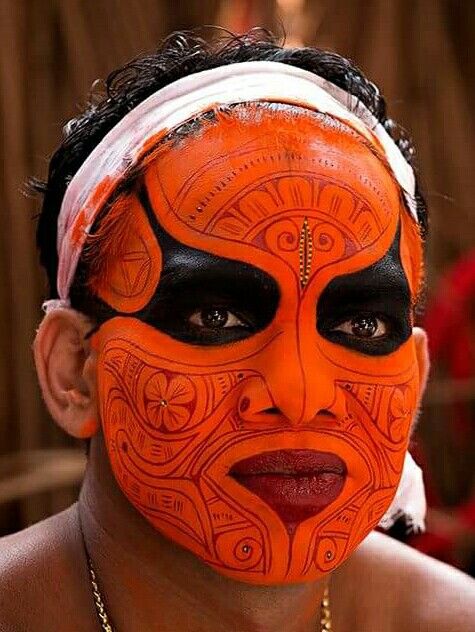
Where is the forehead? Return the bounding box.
[143,105,419,293]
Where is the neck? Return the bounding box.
[79,436,328,632]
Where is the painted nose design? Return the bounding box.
[240,332,336,427]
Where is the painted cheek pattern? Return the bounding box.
[95,325,273,580]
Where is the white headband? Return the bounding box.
[54,60,417,304]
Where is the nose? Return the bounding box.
[238,334,337,427]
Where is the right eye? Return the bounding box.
[188,307,247,330]
[135,260,280,346]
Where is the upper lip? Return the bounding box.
[229,449,347,477]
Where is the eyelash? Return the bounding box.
[164,305,255,345]
[188,308,247,329]
[187,306,393,345]
[331,313,390,339]
[149,299,406,354]
[319,310,409,356]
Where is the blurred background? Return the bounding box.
[0,0,474,575]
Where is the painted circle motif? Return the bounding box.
[145,372,196,432]
[315,537,344,573]
[215,529,264,572]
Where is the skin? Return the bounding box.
[1,105,475,630]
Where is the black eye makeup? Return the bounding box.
[136,231,280,346]
[132,185,280,346]
[93,187,410,355]
[317,224,412,356]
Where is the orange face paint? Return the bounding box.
[91,106,423,584]
[89,192,162,313]
[77,417,99,439]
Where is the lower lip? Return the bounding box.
[230,450,347,532]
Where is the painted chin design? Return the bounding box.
[229,450,347,535]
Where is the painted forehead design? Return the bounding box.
[45,60,419,311]
[84,105,422,327]
[144,106,420,293]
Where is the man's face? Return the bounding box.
[91,106,423,584]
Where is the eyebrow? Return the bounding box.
[317,223,411,319]
[322,262,410,305]
[160,243,260,279]
[156,248,279,301]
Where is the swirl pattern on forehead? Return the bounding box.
[144,109,406,297]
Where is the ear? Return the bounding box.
[409,327,431,436]
[33,308,100,439]
[413,326,430,403]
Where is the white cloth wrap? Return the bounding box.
[55,60,418,302]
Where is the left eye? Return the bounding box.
[189,307,246,329]
[333,314,388,339]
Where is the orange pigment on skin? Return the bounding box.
[91,106,424,584]
[77,418,99,439]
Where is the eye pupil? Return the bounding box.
[202,308,228,328]
[351,315,377,338]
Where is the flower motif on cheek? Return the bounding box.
[388,386,414,443]
[145,372,195,431]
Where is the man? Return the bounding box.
[1,30,474,631]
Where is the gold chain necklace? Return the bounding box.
[86,554,332,632]
[87,556,114,632]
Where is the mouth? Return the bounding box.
[229,450,347,534]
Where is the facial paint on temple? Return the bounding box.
[86,191,162,313]
[89,104,424,584]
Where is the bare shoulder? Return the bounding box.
[347,530,475,632]
[0,505,94,632]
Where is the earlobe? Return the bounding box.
[33,309,100,438]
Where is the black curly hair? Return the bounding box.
[32,28,427,308]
